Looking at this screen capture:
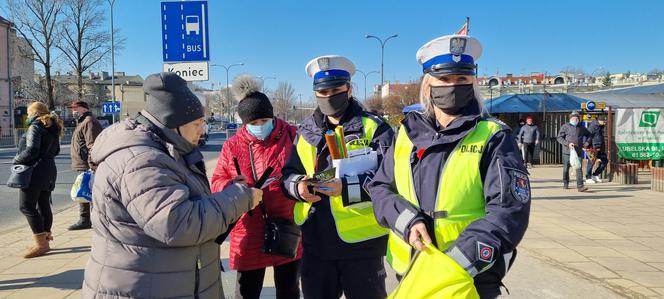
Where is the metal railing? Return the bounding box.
[0,127,75,149]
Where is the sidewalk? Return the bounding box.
[0,166,662,298]
[518,166,664,298]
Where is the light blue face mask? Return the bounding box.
[570,119,579,126]
[246,119,274,140]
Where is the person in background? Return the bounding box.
[557,111,591,192]
[585,115,608,184]
[211,75,302,299]
[517,115,540,168]
[67,101,103,230]
[13,102,63,258]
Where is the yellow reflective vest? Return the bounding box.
[294,117,388,243]
[387,120,502,274]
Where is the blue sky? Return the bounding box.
[53,0,664,100]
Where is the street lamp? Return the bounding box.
[365,34,398,92]
[356,70,379,100]
[107,0,116,123]
[211,63,244,122]
[257,76,276,93]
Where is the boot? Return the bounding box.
[24,233,50,258]
[68,203,92,230]
[68,219,91,230]
[26,232,52,252]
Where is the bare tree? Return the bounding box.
[364,95,384,115]
[57,0,111,101]
[271,82,296,122]
[7,0,63,109]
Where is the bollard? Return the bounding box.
[652,167,664,192]
[611,163,639,185]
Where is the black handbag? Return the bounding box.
[7,163,36,189]
[261,203,301,258]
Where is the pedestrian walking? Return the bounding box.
[585,115,609,184]
[557,111,591,192]
[67,101,103,230]
[518,115,540,168]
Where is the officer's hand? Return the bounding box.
[233,175,248,185]
[535,140,540,145]
[409,221,433,251]
[313,178,342,197]
[298,177,322,203]
[250,188,263,209]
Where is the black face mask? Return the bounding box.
[430,84,475,115]
[317,91,350,117]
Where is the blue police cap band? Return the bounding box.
[313,69,351,82]
[422,54,475,76]
[313,69,351,90]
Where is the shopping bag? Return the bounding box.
[71,170,94,203]
[570,149,582,170]
[388,243,480,299]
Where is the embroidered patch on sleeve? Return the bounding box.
[477,241,495,263]
[509,170,531,204]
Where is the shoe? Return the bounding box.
[563,184,569,190]
[592,176,603,183]
[68,219,92,231]
[527,163,533,169]
[585,179,596,184]
[577,186,589,192]
[24,233,50,258]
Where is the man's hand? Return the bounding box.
[535,140,540,145]
[297,176,322,203]
[409,221,433,251]
[313,178,342,197]
[250,188,263,209]
[568,143,576,149]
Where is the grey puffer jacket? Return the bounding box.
[82,111,253,299]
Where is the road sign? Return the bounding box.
[161,1,209,62]
[163,61,209,81]
[102,102,121,114]
[582,101,606,111]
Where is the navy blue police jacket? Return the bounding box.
[369,100,531,288]
[281,98,395,260]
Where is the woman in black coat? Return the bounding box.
[13,101,63,258]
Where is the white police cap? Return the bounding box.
[305,55,356,91]
[416,35,482,77]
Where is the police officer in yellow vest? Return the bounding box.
[369,35,531,298]
[281,55,394,298]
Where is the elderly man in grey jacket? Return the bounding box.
[557,111,591,192]
[82,73,262,298]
